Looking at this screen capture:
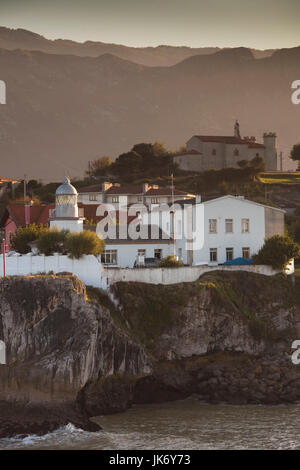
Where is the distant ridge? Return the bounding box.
[0,26,276,66]
[0,31,299,179]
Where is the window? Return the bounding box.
[151,197,159,204]
[209,219,217,233]
[154,249,162,259]
[137,249,146,257]
[225,219,233,233]
[210,248,218,262]
[242,218,250,233]
[89,194,97,201]
[137,196,142,202]
[226,248,234,261]
[234,148,239,157]
[101,249,118,265]
[56,194,77,205]
[212,148,216,156]
[178,248,183,260]
[112,196,119,203]
[242,247,250,259]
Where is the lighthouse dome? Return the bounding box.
[56,177,78,196]
[55,177,79,219]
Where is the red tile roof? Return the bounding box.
[79,204,138,224]
[195,135,247,144]
[105,184,144,195]
[5,204,55,227]
[2,203,138,228]
[194,135,265,148]
[145,187,192,196]
[78,184,102,193]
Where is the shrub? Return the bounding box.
[252,235,300,270]
[10,224,47,254]
[64,230,104,259]
[37,229,69,256]
[157,255,184,268]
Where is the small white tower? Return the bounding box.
[263,132,278,170]
[50,177,84,232]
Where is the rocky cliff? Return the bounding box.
[0,274,150,437]
[0,271,300,437]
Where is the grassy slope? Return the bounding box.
[104,271,300,356]
[259,171,300,185]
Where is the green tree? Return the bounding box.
[10,224,47,254]
[37,229,69,256]
[288,219,300,244]
[86,156,111,178]
[290,143,300,169]
[252,235,300,270]
[158,255,184,268]
[64,231,104,259]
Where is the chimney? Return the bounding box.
[102,182,113,192]
[143,183,150,193]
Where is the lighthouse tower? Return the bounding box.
[50,177,84,232]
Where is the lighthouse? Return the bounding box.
[49,177,84,232]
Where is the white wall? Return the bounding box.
[78,193,103,205]
[0,253,293,291]
[138,196,275,267]
[105,263,289,286]
[194,196,266,265]
[103,242,174,268]
[0,254,106,289]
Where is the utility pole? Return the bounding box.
[280,152,283,171]
[171,173,176,257]
[0,230,5,277]
[23,174,27,201]
[2,241,5,277]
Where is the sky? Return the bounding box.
[0,0,299,49]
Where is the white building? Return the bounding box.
[97,194,285,268]
[47,178,285,270]
[77,182,195,207]
[174,121,278,172]
[191,195,284,265]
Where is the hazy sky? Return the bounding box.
[0,0,299,49]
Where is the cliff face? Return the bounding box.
[0,271,300,437]
[0,274,150,436]
[112,272,300,360]
[112,272,300,407]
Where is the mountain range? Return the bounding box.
[0,27,299,180]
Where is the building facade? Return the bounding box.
[98,195,285,268]
[77,182,195,207]
[174,122,278,172]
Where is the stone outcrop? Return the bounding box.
[0,271,300,437]
[0,274,150,436]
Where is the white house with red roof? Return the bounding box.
[77,182,195,207]
[174,121,278,172]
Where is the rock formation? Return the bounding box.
[0,271,299,437]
